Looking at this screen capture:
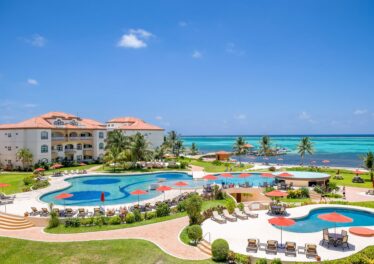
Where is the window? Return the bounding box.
[70,120,78,126]
[41,131,48,140]
[77,144,82,150]
[53,119,64,126]
[7,146,11,151]
[57,145,63,151]
[99,143,104,150]
[69,132,78,138]
[99,132,104,139]
[41,145,48,153]
[8,133,11,138]
[76,155,82,161]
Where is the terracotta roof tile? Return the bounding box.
[107,117,164,131]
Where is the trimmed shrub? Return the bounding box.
[125,213,135,224]
[144,211,156,220]
[238,202,244,211]
[23,176,34,186]
[187,225,202,245]
[156,202,170,217]
[133,209,142,222]
[108,215,121,225]
[256,258,267,264]
[269,166,276,171]
[212,160,222,166]
[226,197,236,214]
[300,187,310,198]
[185,194,203,225]
[48,204,59,228]
[271,258,282,264]
[64,218,80,227]
[177,200,186,212]
[32,180,49,190]
[211,239,229,262]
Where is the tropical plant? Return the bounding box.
[164,130,184,157]
[187,225,202,245]
[103,146,122,171]
[211,239,229,261]
[185,194,203,225]
[363,151,374,182]
[259,136,271,157]
[233,136,249,165]
[297,137,314,165]
[16,148,33,170]
[48,203,59,228]
[190,143,199,155]
[130,133,153,162]
[105,130,130,151]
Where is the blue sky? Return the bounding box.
[1,0,374,135]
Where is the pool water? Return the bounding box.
[40,172,275,206]
[280,207,374,233]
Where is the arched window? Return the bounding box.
[77,143,82,150]
[53,119,64,126]
[70,120,78,126]
[99,132,104,139]
[41,145,49,153]
[41,131,48,140]
[57,145,63,151]
[99,143,104,150]
[69,132,78,138]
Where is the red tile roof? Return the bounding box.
[0,112,105,130]
[107,117,164,131]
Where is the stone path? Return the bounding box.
[0,216,209,261]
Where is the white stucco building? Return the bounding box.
[0,112,164,169]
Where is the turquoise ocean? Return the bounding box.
[181,135,374,168]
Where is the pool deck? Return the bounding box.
[201,204,374,262]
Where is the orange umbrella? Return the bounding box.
[34,168,45,172]
[322,160,330,164]
[354,169,364,175]
[220,173,233,178]
[157,185,172,200]
[277,172,294,177]
[131,189,148,205]
[318,212,353,234]
[174,181,188,193]
[51,164,63,169]
[239,173,252,178]
[261,173,274,178]
[265,190,288,197]
[55,193,73,209]
[203,174,218,180]
[268,217,295,247]
[79,162,87,166]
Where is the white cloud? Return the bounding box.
[192,50,202,59]
[299,111,316,124]
[27,79,38,86]
[155,116,163,120]
[354,109,367,115]
[117,29,153,49]
[234,114,246,120]
[178,21,188,27]
[25,34,47,47]
[226,42,245,56]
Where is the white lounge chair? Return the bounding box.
[234,208,248,220]
[222,209,237,222]
[244,206,259,218]
[211,211,226,224]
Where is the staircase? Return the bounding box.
[197,239,212,256]
[0,213,34,230]
[309,190,322,201]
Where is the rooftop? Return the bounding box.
[107,117,164,131]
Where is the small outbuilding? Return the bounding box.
[216,151,231,161]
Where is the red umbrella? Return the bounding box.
[203,174,218,180]
[100,192,105,202]
[174,181,188,193]
[318,212,353,235]
[322,160,330,164]
[34,168,45,172]
[261,173,274,178]
[131,189,148,205]
[354,169,364,175]
[51,164,63,169]
[79,162,87,166]
[277,172,294,177]
[268,217,296,247]
[157,185,172,200]
[220,173,233,178]
[55,193,73,209]
[265,190,288,198]
[239,173,252,178]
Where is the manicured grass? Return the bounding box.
[201,199,228,211]
[179,226,191,245]
[284,166,373,188]
[96,165,187,173]
[181,158,253,173]
[329,200,374,209]
[279,197,311,203]
[45,164,101,174]
[46,212,186,234]
[0,172,30,194]
[0,237,214,264]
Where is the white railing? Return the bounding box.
[203,232,211,243]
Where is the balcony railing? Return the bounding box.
[64,149,76,153]
[52,136,66,141]
[69,136,93,141]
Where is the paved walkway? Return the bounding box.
[344,186,374,202]
[0,216,209,261]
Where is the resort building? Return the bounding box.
[0,112,164,169]
[106,117,164,148]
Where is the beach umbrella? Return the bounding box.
[131,189,148,205]
[354,169,364,175]
[322,160,330,164]
[318,212,353,235]
[277,172,294,177]
[156,185,172,200]
[79,162,87,166]
[220,173,233,185]
[51,164,63,169]
[55,193,73,210]
[100,192,105,209]
[174,181,188,193]
[203,174,218,180]
[0,183,11,213]
[268,217,295,248]
[34,168,45,172]
[239,173,252,178]
[261,173,274,178]
[265,190,288,202]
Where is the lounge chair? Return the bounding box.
[52,208,61,216]
[234,208,248,220]
[222,209,237,222]
[285,241,297,256]
[279,206,286,215]
[265,240,278,254]
[65,208,76,217]
[341,230,348,237]
[30,207,40,216]
[93,207,102,216]
[78,208,86,217]
[41,208,49,216]
[106,209,115,217]
[246,239,259,252]
[336,235,349,250]
[322,229,333,248]
[243,206,259,218]
[305,243,318,258]
[211,211,226,224]
[0,193,15,200]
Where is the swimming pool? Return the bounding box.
[279,207,374,233]
[40,172,275,206]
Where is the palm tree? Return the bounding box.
[190,143,199,155]
[16,148,33,170]
[130,133,153,162]
[166,130,180,156]
[297,137,314,165]
[259,136,271,157]
[363,152,374,182]
[105,130,130,151]
[233,136,248,165]
[174,140,184,157]
[103,146,122,172]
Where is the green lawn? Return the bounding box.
[329,200,374,209]
[179,226,191,245]
[0,237,214,264]
[201,199,228,211]
[285,166,373,188]
[279,197,311,203]
[0,172,30,194]
[45,164,101,174]
[181,159,253,173]
[96,165,187,173]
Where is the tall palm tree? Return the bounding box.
[190,143,199,155]
[166,130,180,156]
[105,130,130,151]
[259,136,271,157]
[174,140,184,157]
[16,148,33,170]
[363,152,374,182]
[103,146,122,172]
[233,136,248,165]
[131,133,153,162]
[297,137,314,165]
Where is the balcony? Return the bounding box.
[52,136,66,141]
[64,149,76,154]
[69,136,93,141]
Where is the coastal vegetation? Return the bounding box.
[259,136,271,157]
[297,137,314,165]
[232,136,249,165]
[16,148,33,171]
[363,151,374,182]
